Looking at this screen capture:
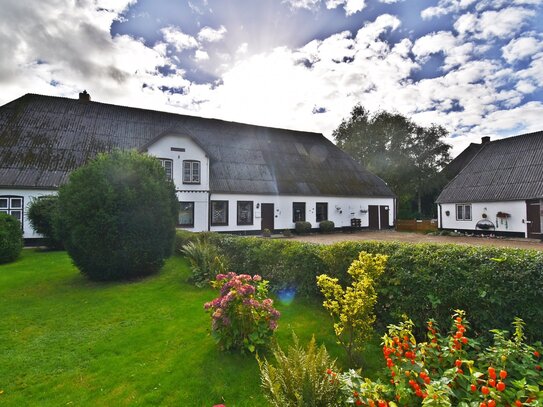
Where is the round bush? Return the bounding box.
[319,220,335,233]
[57,150,178,281]
[294,221,312,235]
[27,195,63,249]
[0,212,23,264]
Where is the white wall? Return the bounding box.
[439,201,528,236]
[146,133,210,192]
[0,188,57,238]
[208,193,395,233]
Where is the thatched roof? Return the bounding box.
[436,131,543,203]
[0,93,394,197]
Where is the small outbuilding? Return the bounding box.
[436,131,543,238]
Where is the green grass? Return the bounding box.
[0,250,381,406]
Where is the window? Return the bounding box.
[158,158,173,180]
[292,202,306,222]
[316,202,328,223]
[183,160,200,184]
[211,200,228,226]
[456,204,472,221]
[237,201,253,225]
[178,202,194,227]
[0,196,23,225]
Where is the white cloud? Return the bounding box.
[502,36,543,63]
[197,25,227,42]
[421,0,477,20]
[325,0,367,16]
[161,26,199,51]
[194,49,210,61]
[282,0,321,10]
[412,31,476,71]
[454,7,536,39]
[236,43,249,55]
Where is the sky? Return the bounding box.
[0,0,542,157]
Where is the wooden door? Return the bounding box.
[379,206,390,229]
[368,205,379,229]
[526,199,541,238]
[261,203,274,231]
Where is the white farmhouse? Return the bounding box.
[436,131,543,238]
[0,92,396,240]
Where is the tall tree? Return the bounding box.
[334,105,451,217]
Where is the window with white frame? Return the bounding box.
[237,201,253,225]
[158,158,173,180]
[456,204,472,221]
[0,196,24,225]
[178,202,194,227]
[183,160,200,184]
[211,200,228,226]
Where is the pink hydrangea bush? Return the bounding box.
[204,272,280,353]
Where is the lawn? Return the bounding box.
[0,250,380,406]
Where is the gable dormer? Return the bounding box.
[143,132,210,192]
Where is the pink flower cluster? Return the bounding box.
[204,272,280,352]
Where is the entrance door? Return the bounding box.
[526,199,541,238]
[368,205,379,229]
[261,203,274,231]
[379,206,390,229]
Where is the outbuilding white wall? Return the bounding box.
[438,201,528,236]
[0,188,57,238]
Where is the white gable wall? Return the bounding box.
[145,134,210,192]
[438,201,528,236]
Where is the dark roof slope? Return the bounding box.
[436,131,543,203]
[0,94,394,197]
[442,142,484,180]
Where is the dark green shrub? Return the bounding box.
[57,150,178,281]
[319,220,335,234]
[27,195,63,249]
[0,213,23,264]
[282,229,293,238]
[294,221,311,235]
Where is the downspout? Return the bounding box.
[207,191,211,231]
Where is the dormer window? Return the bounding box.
[158,158,173,180]
[183,160,200,184]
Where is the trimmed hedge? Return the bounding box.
[0,213,23,264]
[294,221,312,235]
[182,231,543,340]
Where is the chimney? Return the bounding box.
[79,90,91,102]
[481,136,490,144]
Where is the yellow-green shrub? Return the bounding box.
[317,251,387,366]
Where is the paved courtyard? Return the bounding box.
[292,230,543,251]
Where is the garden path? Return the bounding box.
[291,230,543,251]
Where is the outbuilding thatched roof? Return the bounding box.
[436,131,543,203]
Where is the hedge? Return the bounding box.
[176,232,543,340]
[0,213,23,264]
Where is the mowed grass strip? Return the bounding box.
[0,250,362,406]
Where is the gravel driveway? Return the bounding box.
[291,230,543,251]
